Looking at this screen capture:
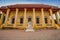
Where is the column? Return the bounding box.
[48,12,51,24]
[32,8,36,28]
[41,8,45,27]
[23,8,27,28]
[58,10,60,26]
[5,9,10,27]
[0,12,4,28]
[14,8,18,27]
[0,12,4,24]
[49,9,55,27]
[9,17,11,24]
[55,12,59,25]
[59,10,60,21]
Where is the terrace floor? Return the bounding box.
[0,29,60,40]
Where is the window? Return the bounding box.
[12,18,15,24]
[44,16,48,23]
[20,17,23,24]
[11,16,15,24]
[28,18,31,22]
[28,16,31,22]
[36,17,39,24]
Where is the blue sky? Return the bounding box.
[0,0,60,7]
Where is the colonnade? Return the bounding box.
[0,8,60,29]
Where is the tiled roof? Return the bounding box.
[0,4,60,13]
[0,4,59,9]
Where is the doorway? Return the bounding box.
[26,17,34,31]
[27,17,32,29]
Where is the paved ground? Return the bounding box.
[0,29,60,40]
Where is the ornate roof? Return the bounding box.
[0,4,60,12]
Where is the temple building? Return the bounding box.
[0,4,60,30]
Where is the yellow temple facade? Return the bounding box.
[0,4,60,29]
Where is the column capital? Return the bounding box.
[7,8,10,11]
[16,8,18,10]
[24,8,27,13]
[49,9,53,16]
[56,11,59,13]
[16,8,18,13]
[33,8,35,10]
[49,9,53,11]
[33,8,35,14]
[24,8,27,10]
[6,8,10,15]
[41,8,43,10]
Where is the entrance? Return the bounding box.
[28,17,32,29]
[26,17,34,32]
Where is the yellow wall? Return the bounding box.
[9,10,50,29]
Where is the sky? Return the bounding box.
[0,0,60,7]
